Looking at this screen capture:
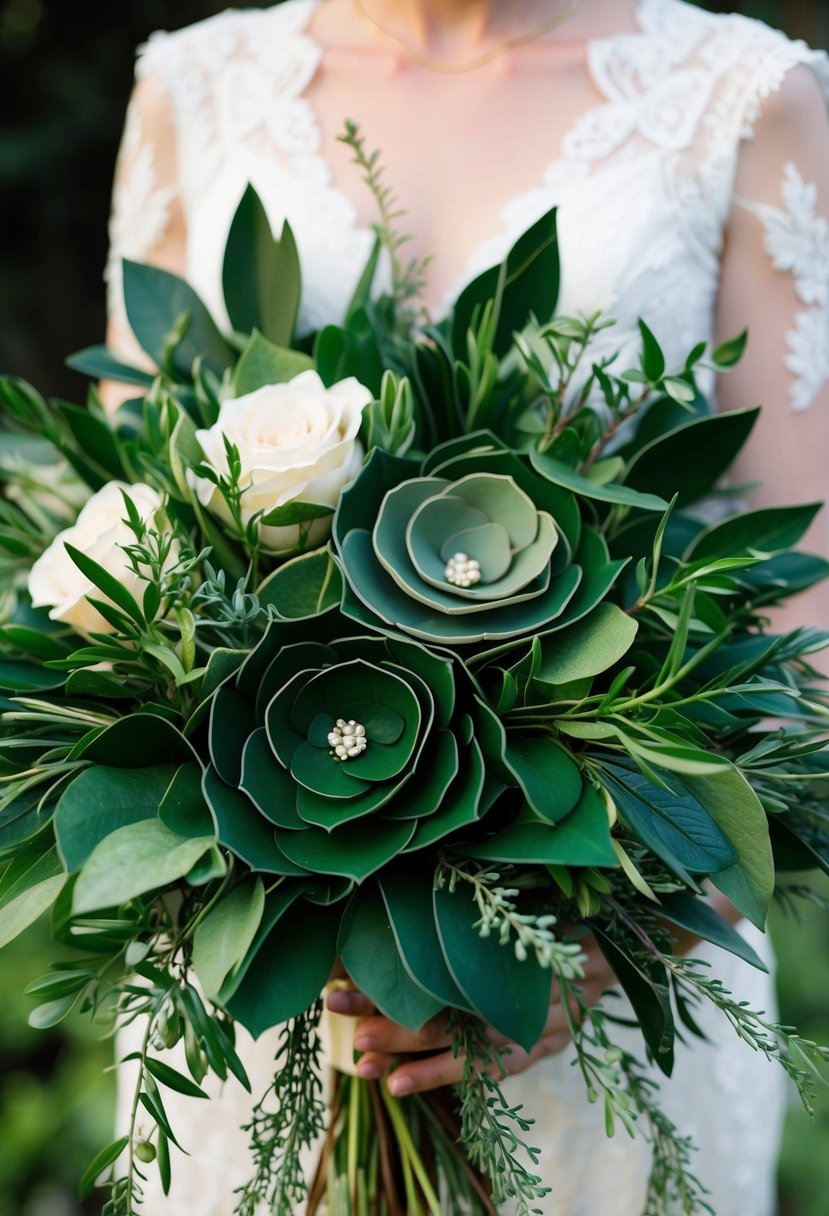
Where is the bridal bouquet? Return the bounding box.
[1,161,828,1216]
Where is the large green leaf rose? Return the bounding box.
[332,432,627,645]
[203,616,502,883]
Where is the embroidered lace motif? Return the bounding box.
[738,164,829,412]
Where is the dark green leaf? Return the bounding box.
[339,882,445,1029]
[624,408,760,508]
[144,1056,209,1099]
[378,869,472,1010]
[504,735,583,823]
[433,879,550,1051]
[530,447,668,511]
[686,504,822,562]
[63,542,145,626]
[66,345,155,386]
[452,207,560,359]
[638,320,666,382]
[78,1137,130,1201]
[223,188,301,346]
[659,893,768,971]
[123,259,234,378]
[226,900,339,1037]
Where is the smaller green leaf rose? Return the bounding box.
[334,441,594,645]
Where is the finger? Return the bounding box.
[353,1011,452,1056]
[355,1050,397,1081]
[385,1028,575,1096]
[325,987,376,1018]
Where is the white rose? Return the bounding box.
[191,370,369,553]
[28,482,165,635]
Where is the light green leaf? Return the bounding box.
[529,447,668,511]
[256,547,343,618]
[193,878,266,1000]
[536,602,638,685]
[72,820,213,914]
[0,844,64,949]
[55,764,180,872]
[682,765,774,929]
[232,330,314,396]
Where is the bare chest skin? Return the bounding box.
[303,0,638,311]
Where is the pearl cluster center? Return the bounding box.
[328,718,368,761]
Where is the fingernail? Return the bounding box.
[326,990,355,1014]
[389,1075,414,1096]
[357,1060,381,1080]
[354,1035,378,1052]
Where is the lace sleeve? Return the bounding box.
[104,65,185,367]
[717,61,829,628]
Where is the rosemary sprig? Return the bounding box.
[234,1000,327,1216]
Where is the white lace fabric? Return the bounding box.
[104,1,829,1211]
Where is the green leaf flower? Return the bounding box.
[203,617,502,883]
[333,432,626,645]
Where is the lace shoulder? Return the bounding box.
[580,0,829,255]
[134,1,324,211]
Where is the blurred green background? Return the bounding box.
[1,1,828,1213]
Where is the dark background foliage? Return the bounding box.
[1,2,827,1214]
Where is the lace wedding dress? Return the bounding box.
[109,2,829,1212]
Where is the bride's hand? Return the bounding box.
[325,935,617,1096]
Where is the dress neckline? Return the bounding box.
[284,0,660,316]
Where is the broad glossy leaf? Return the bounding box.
[193,877,266,1000]
[378,869,472,1010]
[0,660,65,693]
[0,842,64,949]
[226,900,340,1037]
[461,782,617,867]
[603,762,737,879]
[529,447,668,511]
[257,547,343,618]
[624,408,759,507]
[223,187,301,345]
[232,330,314,396]
[67,344,155,387]
[158,764,214,838]
[682,765,774,930]
[593,929,675,1076]
[504,735,583,823]
[536,602,638,686]
[686,503,822,562]
[78,1137,130,1202]
[55,764,179,873]
[659,893,767,971]
[434,879,550,1051]
[451,207,560,359]
[76,713,199,767]
[72,820,213,913]
[339,882,445,1029]
[123,259,234,378]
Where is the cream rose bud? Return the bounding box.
[191,370,370,553]
[28,482,165,635]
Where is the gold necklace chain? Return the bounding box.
[352,0,585,74]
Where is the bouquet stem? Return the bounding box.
[308,1073,495,1216]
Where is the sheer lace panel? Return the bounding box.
[105,75,183,367]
